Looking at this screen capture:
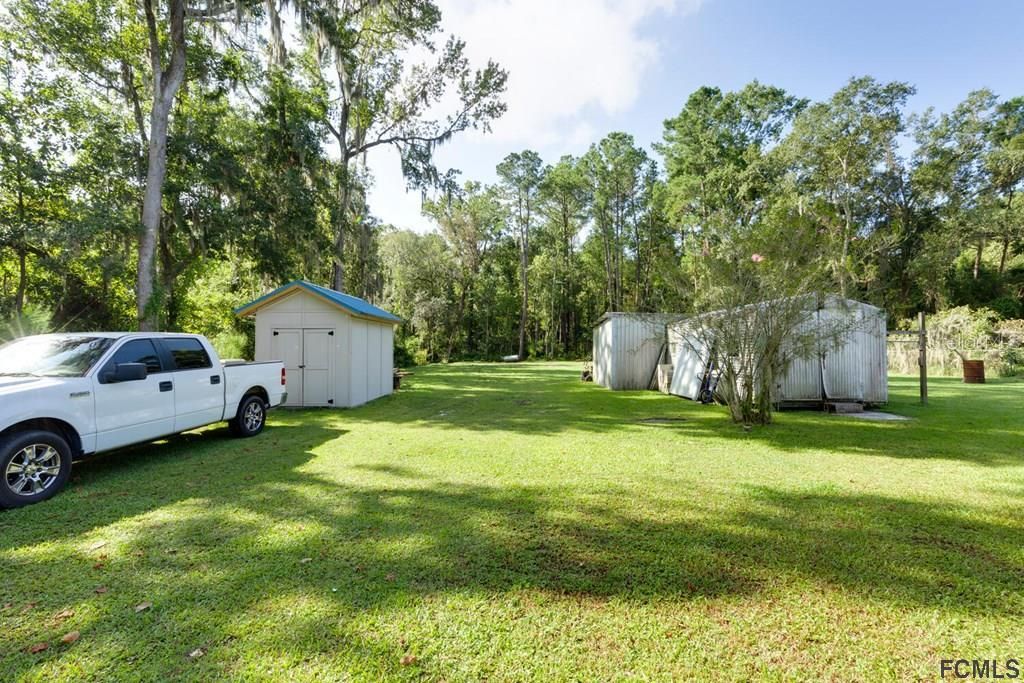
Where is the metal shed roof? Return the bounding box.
[593,312,686,328]
[234,280,402,324]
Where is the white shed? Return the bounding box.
[667,296,888,406]
[592,313,684,390]
[235,280,401,408]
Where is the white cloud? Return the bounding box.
[443,0,700,144]
[367,0,704,232]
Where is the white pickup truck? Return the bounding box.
[0,332,286,508]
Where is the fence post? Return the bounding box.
[918,311,928,405]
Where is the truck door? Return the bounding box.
[160,337,224,431]
[92,338,175,451]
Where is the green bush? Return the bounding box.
[209,329,252,361]
[928,306,1000,358]
[0,306,53,343]
[999,347,1024,377]
[989,296,1024,320]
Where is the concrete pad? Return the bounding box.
[838,411,911,422]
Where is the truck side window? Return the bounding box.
[103,339,164,376]
[165,338,212,370]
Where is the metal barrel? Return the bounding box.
[962,360,986,384]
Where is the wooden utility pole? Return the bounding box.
[918,311,928,405]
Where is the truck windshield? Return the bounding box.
[0,336,115,378]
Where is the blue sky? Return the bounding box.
[368,0,1024,233]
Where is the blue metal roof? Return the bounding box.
[234,280,402,324]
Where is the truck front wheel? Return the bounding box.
[0,430,72,508]
[229,395,266,438]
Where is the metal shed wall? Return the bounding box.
[815,300,888,403]
[667,298,888,405]
[592,314,683,391]
[667,324,710,399]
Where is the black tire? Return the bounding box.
[698,388,714,404]
[230,395,267,438]
[0,430,73,509]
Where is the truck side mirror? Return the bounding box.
[104,362,148,383]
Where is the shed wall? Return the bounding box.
[252,289,394,408]
[592,315,675,391]
[667,324,709,399]
[817,302,887,403]
[592,319,614,388]
[347,317,394,407]
[776,310,824,402]
[668,298,888,405]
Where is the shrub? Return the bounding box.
[209,329,252,361]
[928,306,999,360]
[0,306,53,343]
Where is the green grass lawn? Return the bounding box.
[2,364,1023,681]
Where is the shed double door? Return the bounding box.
[271,328,334,406]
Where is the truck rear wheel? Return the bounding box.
[229,395,266,438]
[0,430,72,508]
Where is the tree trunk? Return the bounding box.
[518,231,528,360]
[15,250,27,315]
[972,238,983,280]
[331,151,351,291]
[137,108,170,330]
[840,200,852,299]
[447,281,469,360]
[137,0,186,331]
[158,221,179,330]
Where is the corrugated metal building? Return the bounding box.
[667,297,888,405]
[592,313,684,390]
[235,280,401,408]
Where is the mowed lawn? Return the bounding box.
[2,364,1023,681]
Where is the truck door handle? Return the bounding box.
[210,375,221,385]
[159,381,173,392]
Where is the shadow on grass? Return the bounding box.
[0,424,340,552]
[2,366,1024,677]
[3,452,1023,677]
[354,364,1024,466]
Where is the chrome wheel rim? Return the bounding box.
[6,444,61,497]
[243,401,264,432]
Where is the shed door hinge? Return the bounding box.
[327,399,334,404]
[273,331,279,336]
[328,330,334,336]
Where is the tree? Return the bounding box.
[537,155,587,354]
[682,208,852,425]
[305,0,507,292]
[424,181,505,357]
[9,0,253,329]
[658,82,804,252]
[379,229,456,361]
[134,0,187,329]
[496,150,543,359]
[582,132,655,312]
[783,77,915,297]
[0,47,68,315]
[987,97,1024,274]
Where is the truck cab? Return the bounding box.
[0,333,286,508]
